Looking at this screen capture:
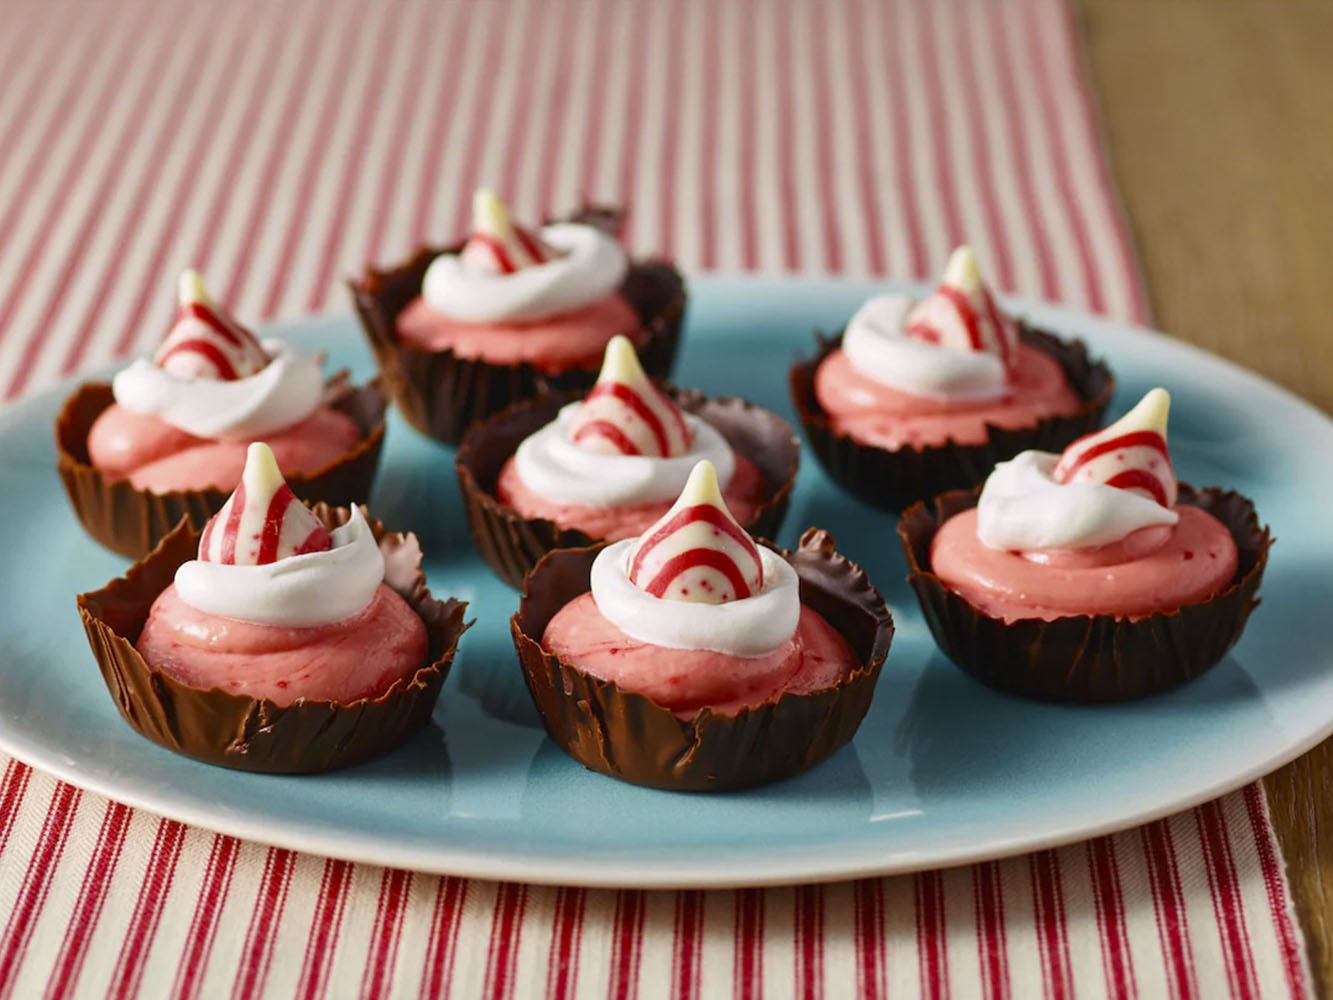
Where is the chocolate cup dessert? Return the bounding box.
[456,386,802,590]
[349,206,687,446]
[56,373,388,560]
[77,503,471,773]
[511,528,893,792]
[790,326,1115,514]
[898,485,1272,703]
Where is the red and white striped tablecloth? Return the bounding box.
[0,0,1312,996]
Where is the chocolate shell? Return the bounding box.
[456,386,801,590]
[790,326,1115,513]
[77,504,471,773]
[510,528,893,791]
[56,373,387,560]
[349,206,686,445]
[898,485,1272,702]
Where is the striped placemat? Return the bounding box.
[0,0,1310,996]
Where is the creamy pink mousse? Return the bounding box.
[136,583,427,707]
[395,293,642,373]
[813,343,1082,450]
[495,454,767,541]
[87,404,362,492]
[930,507,1238,622]
[543,594,856,717]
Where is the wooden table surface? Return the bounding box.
[1079,1,1333,993]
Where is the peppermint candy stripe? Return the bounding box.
[200,480,331,565]
[571,381,689,457]
[628,503,763,602]
[1054,429,1175,508]
[907,285,1016,364]
[462,228,551,275]
[154,300,270,381]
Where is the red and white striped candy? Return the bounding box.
[198,443,332,566]
[153,270,271,380]
[1053,388,1177,508]
[904,246,1019,367]
[566,335,691,457]
[626,461,763,604]
[458,189,560,275]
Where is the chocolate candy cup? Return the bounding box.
[56,373,387,560]
[77,504,471,773]
[349,206,686,445]
[456,386,801,589]
[789,326,1115,513]
[511,528,893,791]
[898,485,1272,702]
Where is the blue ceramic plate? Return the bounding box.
[2,276,1329,888]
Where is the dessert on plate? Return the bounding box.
[790,246,1114,511]
[350,189,686,444]
[898,388,1271,701]
[456,335,799,588]
[57,270,386,558]
[77,443,470,772]
[511,460,893,791]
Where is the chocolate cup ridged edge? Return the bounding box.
[789,325,1116,513]
[348,205,687,445]
[76,504,472,773]
[510,528,894,792]
[896,485,1273,702]
[455,386,802,590]
[55,374,388,561]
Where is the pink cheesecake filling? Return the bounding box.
[87,404,362,492]
[813,343,1082,449]
[930,506,1238,622]
[395,292,642,372]
[495,453,767,541]
[136,583,428,707]
[543,593,856,717]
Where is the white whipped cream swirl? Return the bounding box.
[175,506,385,627]
[843,293,1009,400]
[423,222,628,324]
[590,540,800,656]
[515,403,735,506]
[978,450,1180,551]
[113,339,324,440]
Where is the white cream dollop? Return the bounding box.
[842,293,1010,400]
[513,403,736,506]
[977,450,1179,551]
[112,339,324,440]
[175,505,385,627]
[422,222,628,324]
[590,539,800,656]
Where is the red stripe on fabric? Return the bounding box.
[733,888,764,1000]
[0,782,81,998]
[613,4,649,249]
[984,1,1057,301]
[1103,469,1168,508]
[842,2,886,275]
[1198,800,1260,1000]
[494,0,549,220]
[852,880,885,1000]
[794,884,824,1000]
[1087,837,1137,1000]
[576,0,616,205]
[808,1,841,273]
[608,890,646,1000]
[410,5,476,245]
[257,10,366,319]
[772,8,800,271]
[1020,0,1103,313]
[360,868,414,999]
[172,835,241,1000]
[294,859,354,1000]
[3,0,188,400]
[697,5,721,270]
[973,862,1010,1000]
[879,0,925,278]
[628,505,760,584]
[915,871,949,1000]
[1243,785,1310,998]
[545,886,586,1000]
[0,759,34,858]
[669,891,705,1000]
[483,882,528,1000]
[1030,851,1073,1000]
[304,6,402,311]
[108,818,187,1000]
[421,876,468,1000]
[220,480,246,564]
[534,0,579,218]
[916,2,964,253]
[43,802,133,1000]
[447,4,512,240]
[229,848,297,1000]
[736,0,759,271]
[656,6,686,259]
[1141,820,1198,998]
